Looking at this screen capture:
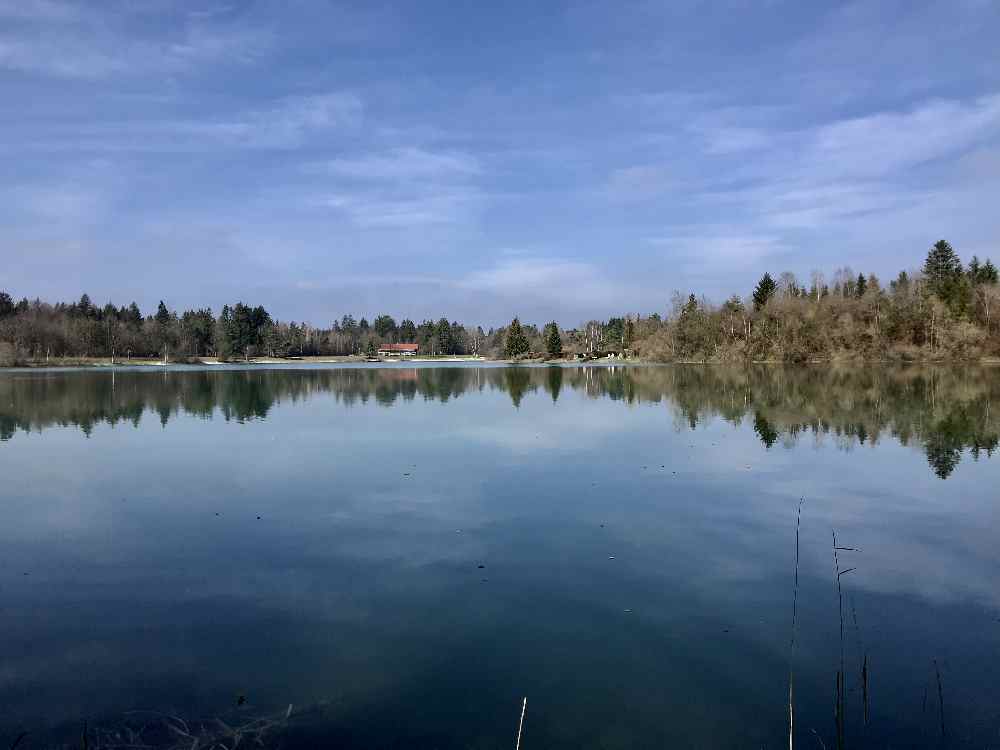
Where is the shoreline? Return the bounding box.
[2,355,1000,370]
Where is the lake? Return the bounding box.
[1,364,998,749]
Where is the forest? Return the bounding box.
[1,240,998,365]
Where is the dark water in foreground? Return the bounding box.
[1,364,998,749]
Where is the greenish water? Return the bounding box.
[1,364,998,748]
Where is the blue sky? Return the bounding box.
[2,0,999,326]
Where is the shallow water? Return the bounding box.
[1,364,998,748]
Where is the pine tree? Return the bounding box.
[504,317,530,358]
[855,273,867,298]
[983,260,999,284]
[544,321,562,358]
[968,256,999,285]
[366,339,378,359]
[752,273,777,311]
[154,301,168,323]
[215,305,234,361]
[924,240,962,292]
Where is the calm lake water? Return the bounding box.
[1,364,998,749]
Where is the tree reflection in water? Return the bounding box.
[2,364,997,478]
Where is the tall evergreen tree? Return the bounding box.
[154,300,171,326]
[752,273,777,311]
[855,273,867,298]
[968,256,999,285]
[544,321,562,358]
[216,305,234,360]
[924,240,963,299]
[398,319,417,342]
[504,317,530,358]
[78,293,94,318]
[983,260,999,284]
[373,314,397,339]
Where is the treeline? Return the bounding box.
[626,240,1000,362]
[1,240,999,365]
[0,294,498,365]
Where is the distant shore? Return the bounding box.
[3,354,999,370]
[1,353,620,369]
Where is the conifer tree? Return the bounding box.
[545,321,562,358]
[155,300,171,326]
[504,317,530,358]
[925,240,962,283]
[752,273,777,311]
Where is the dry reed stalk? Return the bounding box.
[788,498,804,750]
[862,653,870,727]
[832,531,850,750]
[934,659,945,739]
[515,697,527,750]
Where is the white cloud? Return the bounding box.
[7,92,363,151]
[703,126,772,154]
[460,257,624,310]
[311,147,482,227]
[660,92,1000,280]
[604,165,673,201]
[319,189,479,228]
[806,94,1000,180]
[195,93,363,148]
[0,0,80,22]
[322,147,480,181]
[0,2,270,79]
[647,231,785,273]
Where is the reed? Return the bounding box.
[850,593,870,729]
[934,659,946,739]
[788,498,804,750]
[831,531,855,750]
[515,697,527,750]
[861,653,870,728]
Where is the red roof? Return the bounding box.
[378,342,419,352]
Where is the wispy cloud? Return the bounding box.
[177,93,363,149]
[318,190,480,228]
[646,231,786,275]
[7,92,363,151]
[321,147,481,181]
[604,165,674,201]
[460,257,625,311]
[804,94,1000,180]
[0,1,270,79]
[0,0,81,23]
[310,147,483,227]
[702,126,772,155]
